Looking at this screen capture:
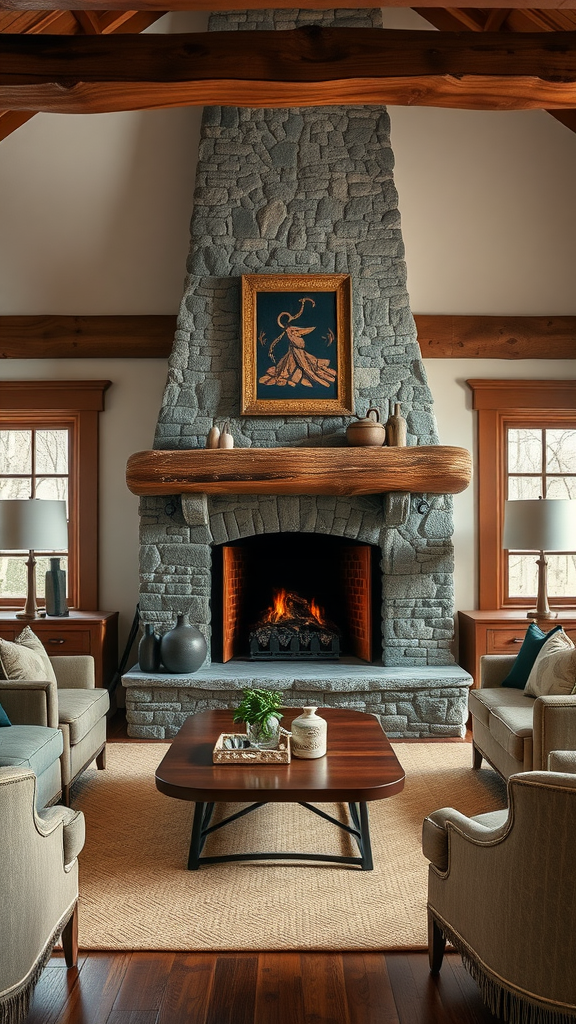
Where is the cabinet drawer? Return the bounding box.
[486,629,529,653]
[39,630,92,654]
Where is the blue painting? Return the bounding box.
[256,291,338,401]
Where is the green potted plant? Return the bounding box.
[233,688,284,749]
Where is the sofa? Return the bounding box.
[0,641,109,804]
[470,651,576,780]
[0,723,63,807]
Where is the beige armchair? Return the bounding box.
[422,767,576,1022]
[0,654,109,804]
[0,765,85,1024]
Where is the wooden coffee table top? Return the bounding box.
[155,708,405,804]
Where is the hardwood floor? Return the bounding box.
[23,710,499,1024]
[26,950,500,1024]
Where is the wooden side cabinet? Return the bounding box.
[458,609,576,688]
[0,610,119,690]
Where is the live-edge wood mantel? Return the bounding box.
[126,446,472,497]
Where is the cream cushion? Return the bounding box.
[0,635,49,682]
[13,626,58,685]
[525,628,576,697]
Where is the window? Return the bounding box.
[506,426,576,599]
[0,381,110,610]
[468,379,576,611]
[0,426,71,604]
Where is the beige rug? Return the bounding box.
[73,741,506,952]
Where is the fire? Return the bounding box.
[262,588,328,628]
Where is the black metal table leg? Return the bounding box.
[359,802,373,871]
[188,801,208,870]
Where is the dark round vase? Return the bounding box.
[160,613,207,674]
[138,623,162,673]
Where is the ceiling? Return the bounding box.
[1,7,575,141]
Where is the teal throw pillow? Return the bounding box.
[501,622,563,689]
[0,701,11,727]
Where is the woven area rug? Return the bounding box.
[73,741,506,952]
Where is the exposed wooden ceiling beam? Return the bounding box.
[2,28,576,113]
[414,8,576,133]
[1,314,574,360]
[0,0,574,10]
[482,9,512,31]
[0,10,167,141]
[73,10,101,33]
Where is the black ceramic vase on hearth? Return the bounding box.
[138,623,162,673]
[160,613,207,674]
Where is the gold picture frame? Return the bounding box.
[241,273,353,416]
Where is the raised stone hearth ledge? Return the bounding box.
[122,663,472,740]
[126,446,472,497]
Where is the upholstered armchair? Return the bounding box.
[422,768,576,1022]
[0,765,85,1024]
[0,653,109,804]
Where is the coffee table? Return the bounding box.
[155,707,405,871]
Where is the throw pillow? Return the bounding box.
[525,629,576,697]
[501,622,562,689]
[0,636,49,682]
[13,626,58,685]
[0,701,11,727]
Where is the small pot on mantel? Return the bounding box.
[346,406,386,447]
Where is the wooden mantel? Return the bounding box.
[126,446,472,497]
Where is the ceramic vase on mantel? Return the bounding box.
[160,613,207,674]
[290,707,327,759]
[44,558,69,617]
[138,623,162,673]
[385,403,407,447]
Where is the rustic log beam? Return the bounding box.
[0,314,177,358]
[126,446,473,497]
[0,0,572,11]
[2,28,576,112]
[1,314,574,359]
[414,315,576,359]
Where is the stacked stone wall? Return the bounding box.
[142,7,457,681]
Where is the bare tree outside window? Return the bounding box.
[0,428,69,600]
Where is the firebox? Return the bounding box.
[211,534,381,664]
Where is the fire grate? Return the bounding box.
[249,624,340,661]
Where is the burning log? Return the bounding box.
[249,588,340,661]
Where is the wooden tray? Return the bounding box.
[212,728,291,764]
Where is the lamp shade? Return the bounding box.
[503,499,576,552]
[0,499,68,551]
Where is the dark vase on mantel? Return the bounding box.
[160,613,207,674]
[138,623,162,673]
[45,558,69,617]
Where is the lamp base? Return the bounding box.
[527,609,558,620]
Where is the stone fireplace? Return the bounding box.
[122,7,472,738]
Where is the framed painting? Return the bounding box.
[241,274,353,416]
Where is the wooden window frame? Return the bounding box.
[468,379,576,611]
[0,381,111,610]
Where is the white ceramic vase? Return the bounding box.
[290,707,327,759]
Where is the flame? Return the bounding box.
[262,588,328,628]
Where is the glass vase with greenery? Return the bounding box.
[233,688,284,749]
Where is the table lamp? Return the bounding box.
[0,498,69,619]
[503,498,576,619]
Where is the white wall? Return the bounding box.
[0,9,575,657]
